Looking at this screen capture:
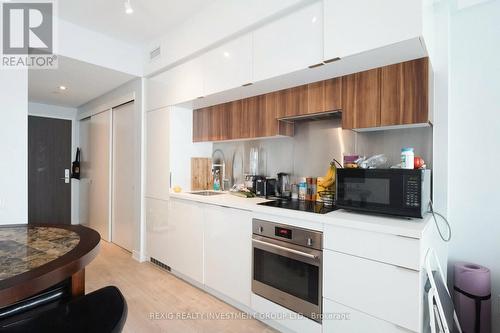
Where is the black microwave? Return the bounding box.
[336,169,431,218]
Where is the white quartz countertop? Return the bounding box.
[169,191,431,239]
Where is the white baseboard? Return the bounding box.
[0,218,28,225]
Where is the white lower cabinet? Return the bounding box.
[323,298,414,333]
[324,224,420,270]
[166,199,204,284]
[149,198,434,332]
[323,250,420,332]
[146,197,170,264]
[204,205,252,307]
[158,198,252,304]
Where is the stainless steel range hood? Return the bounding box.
[277,109,342,123]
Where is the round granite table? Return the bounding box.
[0,224,100,308]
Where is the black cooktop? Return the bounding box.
[258,198,338,214]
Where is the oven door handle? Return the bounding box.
[252,239,319,260]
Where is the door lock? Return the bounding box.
[60,169,70,184]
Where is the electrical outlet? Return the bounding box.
[0,198,5,210]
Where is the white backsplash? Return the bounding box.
[214,118,433,184]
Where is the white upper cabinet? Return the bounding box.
[172,57,204,104]
[145,76,169,112]
[252,1,323,82]
[324,0,423,61]
[154,57,204,106]
[202,34,253,96]
[145,107,170,200]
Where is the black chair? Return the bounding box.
[0,286,127,333]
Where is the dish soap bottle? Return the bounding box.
[213,170,221,191]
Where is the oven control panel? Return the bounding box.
[275,226,292,239]
[252,219,322,250]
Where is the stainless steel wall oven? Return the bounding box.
[252,219,322,322]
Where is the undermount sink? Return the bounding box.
[189,191,225,196]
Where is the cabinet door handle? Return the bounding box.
[253,239,319,260]
[323,57,341,64]
[394,264,417,272]
[308,63,324,69]
[395,234,418,240]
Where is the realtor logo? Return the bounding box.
[1,1,57,69]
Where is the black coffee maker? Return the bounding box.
[252,176,266,197]
[276,173,291,198]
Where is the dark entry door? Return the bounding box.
[28,116,72,224]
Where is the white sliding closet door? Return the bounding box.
[89,110,111,241]
[112,102,136,252]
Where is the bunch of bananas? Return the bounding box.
[317,161,337,192]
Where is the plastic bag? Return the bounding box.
[357,154,388,169]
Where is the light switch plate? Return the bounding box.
[0,198,5,210]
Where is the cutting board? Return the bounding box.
[191,158,212,190]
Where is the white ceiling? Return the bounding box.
[58,0,215,45]
[29,56,136,108]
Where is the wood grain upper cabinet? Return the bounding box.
[277,86,308,118]
[253,1,323,82]
[276,78,342,118]
[210,104,230,141]
[342,68,381,129]
[193,105,230,142]
[308,77,343,114]
[192,107,210,142]
[324,0,422,61]
[228,100,248,140]
[244,95,277,138]
[194,93,293,142]
[342,58,429,130]
[381,58,429,126]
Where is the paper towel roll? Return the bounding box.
[454,262,491,333]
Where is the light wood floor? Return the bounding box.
[86,241,277,333]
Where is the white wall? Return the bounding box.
[420,0,451,278]
[78,78,144,257]
[169,106,212,191]
[423,0,450,216]
[448,0,500,329]
[58,19,143,76]
[28,102,77,120]
[28,102,80,225]
[0,70,28,225]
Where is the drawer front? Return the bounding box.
[323,250,420,331]
[324,224,420,270]
[323,298,416,333]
